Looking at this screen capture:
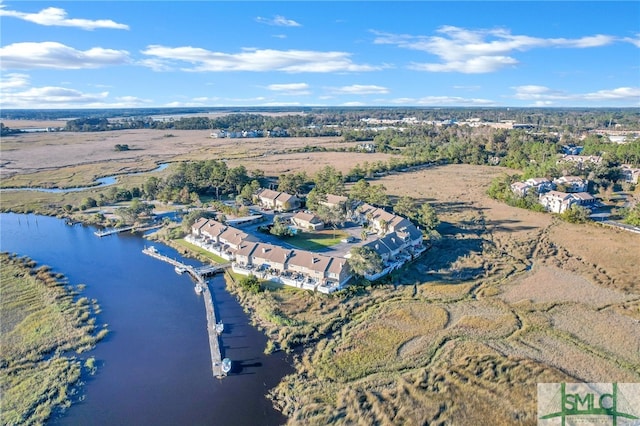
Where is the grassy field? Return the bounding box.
[2,126,639,425]
[225,164,640,425]
[0,253,107,426]
[287,229,349,251]
[170,238,229,264]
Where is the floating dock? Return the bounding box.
[142,246,230,378]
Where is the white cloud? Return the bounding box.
[391,95,496,106]
[341,101,366,106]
[583,87,640,101]
[0,73,30,90]
[373,26,616,73]
[141,45,382,73]
[192,96,221,103]
[1,42,130,70]
[556,34,615,48]
[409,56,518,73]
[452,85,481,91]
[266,83,311,95]
[622,34,640,48]
[0,72,151,108]
[329,84,389,95]
[261,101,303,106]
[0,5,129,30]
[255,15,301,27]
[1,85,110,108]
[511,85,640,105]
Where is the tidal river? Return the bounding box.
[0,213,293,426]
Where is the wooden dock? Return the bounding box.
[95,224,163,238]
[142,246,228,378]
[94,226,134,237]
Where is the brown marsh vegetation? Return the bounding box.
[0,253,107,425]
[228,164,639,425]
[2,126,639,425]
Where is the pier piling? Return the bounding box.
[142,246,228,378]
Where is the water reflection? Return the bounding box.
[0,213,293,426]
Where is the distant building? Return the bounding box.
[511,181,532,197]
[562,145,584,155]
[553,176,588,193]
[257,189,301,211]
[539,191,574,214]
[320,194,349,211]
[525,177,554,193]
[539,191,595,214]
[291,211,324,231]
[621,165,640,184]
[557,154,602,170]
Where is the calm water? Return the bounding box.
[0,213,293,426]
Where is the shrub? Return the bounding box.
[239,274,262,294]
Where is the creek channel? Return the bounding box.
[0,213,293,425]
[1,163,169,193]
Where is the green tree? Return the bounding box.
[270,216,294,238]
[239,274,262,294]
[348,246,384,277]
[80,197,97,210]
[208,161,228,199]
[417,203,440,231]
[560,205,590,223]
[349,179,372,202]
[315,204,346,227]
[349,179,389,206]
[305,188,326,211]
[143,176,161,199]
[622,202,640,226]
[278,172,308,195]
[117,198,154,223]
[393,196,419,222]
[237,183,255,205]
[313,166,345,195]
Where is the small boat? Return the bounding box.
[221,358,232,374]
[215,321,224,335]
[195,284,203,294]
[175,266,186,274]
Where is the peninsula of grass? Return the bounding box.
[0,252,108,426]
[170,238,229,264]
[286,229,348,251]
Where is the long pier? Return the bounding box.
[142,246,228,378]
[95,224,163,238]
[94,226,134,237]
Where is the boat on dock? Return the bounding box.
[215,321,224,335]
[221,358,232,375]
[175,266,187,274]
[195,284,203,294]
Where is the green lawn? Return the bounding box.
[173,239,228,264]
[286,229,348,251]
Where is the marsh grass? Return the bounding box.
[4,128,639,426]
[317,301,448,381]
[0,253,108,425]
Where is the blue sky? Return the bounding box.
[1,1,639,109]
